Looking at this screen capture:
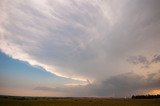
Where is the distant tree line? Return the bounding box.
[132,94,160,99]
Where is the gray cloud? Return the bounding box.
[34,86,64,92]
[34,71,160,97]
[127,54,160,68]
[127,55,149,65]
[152,54,160,63]
[93,71,160,97]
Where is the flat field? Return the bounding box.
[0,96,159,106]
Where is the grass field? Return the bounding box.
[0,96,160,106]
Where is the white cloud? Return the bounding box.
[0,0,160,86]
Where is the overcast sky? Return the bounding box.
[0,0,160,97]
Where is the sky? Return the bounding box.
[0,0,160,97]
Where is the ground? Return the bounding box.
[0,96,160,106]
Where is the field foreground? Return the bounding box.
[0,96,160,106]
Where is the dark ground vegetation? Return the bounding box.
[0,95,159,106]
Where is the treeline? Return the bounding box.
[132,94,160,99]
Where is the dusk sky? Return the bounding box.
[0,0,160,97]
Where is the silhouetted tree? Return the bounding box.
[132,94,160,99]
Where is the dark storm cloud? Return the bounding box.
[92,71,160,97]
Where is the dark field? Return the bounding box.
[0,96,160,106]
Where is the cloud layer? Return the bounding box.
[0,0,160,96]
[34,71,160,97]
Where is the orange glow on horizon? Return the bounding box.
[148,89,160,95]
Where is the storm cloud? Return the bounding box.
[0,0,160,97]
[34,71,160,97]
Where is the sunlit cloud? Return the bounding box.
[148,89,160,95]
